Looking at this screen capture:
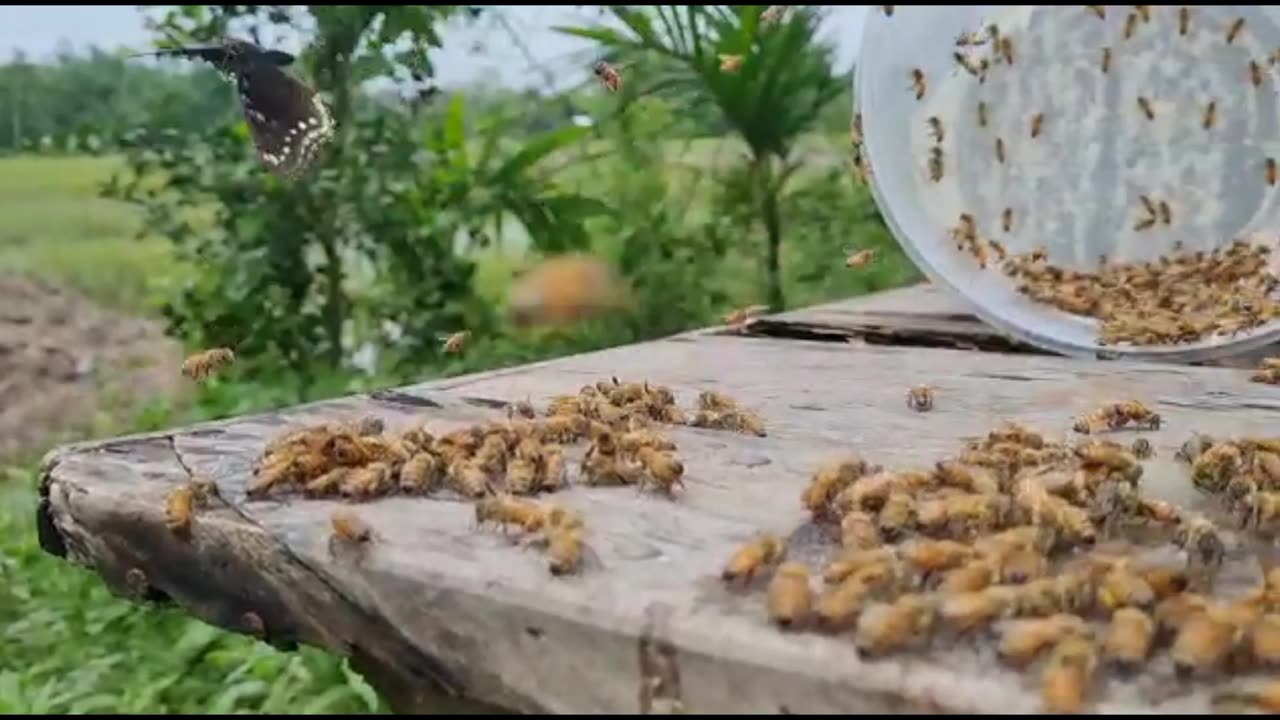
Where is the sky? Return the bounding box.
[0,5,869,90]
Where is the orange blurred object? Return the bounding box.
[508,254,628,327]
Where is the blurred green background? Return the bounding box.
[0,6,915,713]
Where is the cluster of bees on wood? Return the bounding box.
[718,398,1280,713]
[889,7,1280,349]
[164,377,764,577]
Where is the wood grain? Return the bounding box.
[38,330,1280,714]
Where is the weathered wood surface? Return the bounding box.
[756,281,1280,367]
[38,327,1280,714]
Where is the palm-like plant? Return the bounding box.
[558,5,845,310]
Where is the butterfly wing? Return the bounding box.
[234,63,335,179]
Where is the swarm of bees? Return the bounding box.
[716,417,1280,712]
[1251,357,1280,385]
[1002,241,1280,347]
[1181,435,1280,537]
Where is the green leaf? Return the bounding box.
[492,126,590,184]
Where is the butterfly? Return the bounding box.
[135,38,335,179]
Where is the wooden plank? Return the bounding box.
[759,282,1280,367]
[37,332,1280,714]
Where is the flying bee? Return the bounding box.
[927,115,944,144]
[998,614,1090,668]
[1030,112,1044,138]
[977,101,988,128]
[995,137,1005,164]
[1179,7,1190,36]
[1158,200,1172,225]
[592,60,621,93]
[1203,100,1217,130]
[722,533,786,586]
[1137,96,1155,121]
[1252,60,1266,88]
[718,53,744,74]
[1227,17,1246,45]
[1002,207,1013,233]
[906,385,934,412]
[441,330,470,354]
[910,68,927,100]
[767,563,814,629]
[855,594,936,658]
[1124,12,1139,39]
[999,37,1014,65]
[1087,5,1105,20]
[928,146,944,182]
[1042,635,1098,713]
[181,347,235,381]
[1268,157,1277,187]
[845,248,876,269]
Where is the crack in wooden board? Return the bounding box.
[37,332,1280,714]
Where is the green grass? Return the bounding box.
[0,155,182,314]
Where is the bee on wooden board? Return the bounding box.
[1268,157,1277,187]
[906,385,934,412]
[1042,635,1097,713]
[165,485,197,537]
[441,330,470,354]
[1134,5,1151,23]
[977,101,988,128]
[927,116,944,144]
[1227,17,1246,45]
[910,68,926,100]
[1251,60,1265,88]
[1030,112,1044,139]
[181,347,235,381]
[1158,200,1172,225]
[995,137,1006,164]
[1124,12,1139,40]
[547,524,586,576]
[1086,6,1105,20]
[928,146,944,182]
[881,5,894,17]
[845,248,875,269]
[767,562,814,629]
[329,507,375,558]
[722,533,786,586]
[592,60,621,93]
[998,614,1089,668]
[855,594,936,658]
[1137,96,1155,121]
[1203,100,1217,130]
[1179,7,1191,36]
[1101,47,1112,74]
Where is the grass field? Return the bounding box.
[0,143,908,713]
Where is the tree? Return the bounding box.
[558,5,845,310]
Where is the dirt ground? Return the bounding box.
[0,273,186,462]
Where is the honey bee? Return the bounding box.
[900,539,975,580]
[1227,17,1246,45]
[1086,5,1105,20]
[1158,200,1172,225]
[802,456,871,519]
[341,462,393,499]
[953,51,983,78]
[329,507,374,553]
[165,485,196,536]
[906,385,934,412]
[718,53,743,74]
[636,447,685,497]
[1249,613,1280,667]
[448,460,492,499]
[1174,515,1226,580]
[1268,157,1277,187]
[910,68,926,101]
[442,330,470,354]
[1134,5,1151,22]
[934,461,1000,496]
[977,101,988,128]
[1252,59,1266,88]
[1102,607,1156,672]
[543,524,583,576]
[767,563,814,629]
[823,547,896,585]
[1192,442,1242,492]
[1073,400,1161,434]
[1097,563,1156,611]
[1171,607,1244,677]
[855,594,936,657]
[817,561,898,630]
[181,347,235,381]
[1001,207,1013,233]
[1137,96,1155,121]
[1129,437,1154,460]
[939,587,1016,633]
[995,137,1005,164]
[399,452,443,494]
[592,60,621,93]
[723,304,770,328]
[880,5,894,16]
[1141,566,1190,600]
[1042,635,1097,713]
[845,248,875,269]
[1123,12,1139,39]
[541,446,567,491]
[1239,491,1280,534]
[722,533,786,586]
[1101,46,1112,74]
[927,116,944,144]
[877,492,917,540]
[1176,6,1191,35]
[475,495,548,536]
[938,559,997,593]
[1028,111,1044,139]
[928,146,944,182]
[1214,681,1280,713]
[841,511,883,550]
[916,493,1010,538]
[999,614,1090,668]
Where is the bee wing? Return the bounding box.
[235,63,335,179]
